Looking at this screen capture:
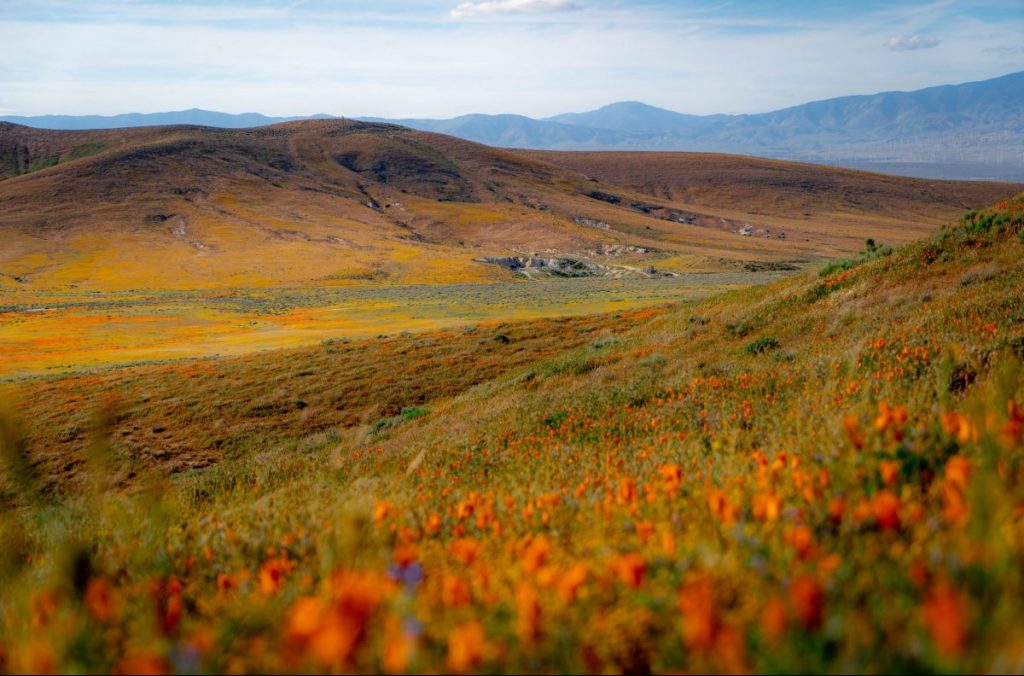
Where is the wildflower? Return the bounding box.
[442,575,472,607]
[84,577,118,623]
[285,571,387,668]
[872,490,902,530]
[658,463,683,496]
[753,492,782,522]
[789,575,824,630]
[259,556,294,595]
[679,576,717,651]
[759,598,788,642]
[944,456,971,489]
[425,513,442,537]
[616,477,637,505]
[382,616,416,674]
[113,653,168,675]
[787,525,815,560]
[374,500,392,524]
[843,415,865,449]
[150,576,184,635]
[556,564,589,603]
[610,553,647,588]
[661,528,676,556]
[922,581,968,658]
[449,538,481,566]
[515,582,542,646]
[875,403,908,437]
[521,535,550,574]
[879,460,900,486]
[1003,400,1023,446]
[941,412,977,443]
[827,497,845,525]
[707,489,737,525]
[447,621,488,674]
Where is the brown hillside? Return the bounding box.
[523,150,1020,223]
[1,121,1020,291]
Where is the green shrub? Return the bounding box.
[401,406,429,422]
[745,336,780,355]
[819,259,854,277]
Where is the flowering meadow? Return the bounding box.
[1,196,1023,673]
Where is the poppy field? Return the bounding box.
[1,196,1023,674]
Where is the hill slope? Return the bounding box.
[1,120,1020,291]
[1,195,1022,672]
[6,72,1021,180]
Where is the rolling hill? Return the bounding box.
[0,119,1020,293]
[6,71,1021,181]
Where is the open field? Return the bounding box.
[0,196,1022,673]
[0,272,790,377]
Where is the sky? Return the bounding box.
[1,0,1022,119]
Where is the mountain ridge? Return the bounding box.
[3,71,1021,180]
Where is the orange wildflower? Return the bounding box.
[661,528,677,556]
[659,463,683,496]
[843,414,865,449]
[285,571,388,668]
[875,402,908,434]
[556,564,589,603]
[944,455,971,490]
[374,500,392,524]
[753,492,782,522]
[442,575,472,608]
[84,577,118,623]
[610,553,647,588]
[707,489,737,525]
[941,412,978,443]
[616,477,637,505]
[515,582,542,646]
[759,598,789,642]
[827,497,845,525]
[872,490,902,530]
[449,538,481,566]
[521,535,551,574]
[1003,400,1024,446]
[922,581,968,658]
[879,460,900,486]
[259,555,294,595]
[150,576,184,635]
[447,621,489,674]
[679,576,718,651]
[787,525,815,560]
[789,575,824,630]
[382,616,415,674]
[113,653,168,675]
[942,482,969,525]
[425,512,443,537]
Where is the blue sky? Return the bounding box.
[1,0,1022,117]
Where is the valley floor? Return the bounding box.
[0,272,789,378]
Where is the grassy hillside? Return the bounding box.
[2,121,1020,293]
[0,195,1021,673]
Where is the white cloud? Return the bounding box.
[450,0,580,20]
[884,35,941,51]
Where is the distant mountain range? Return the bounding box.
[4,71,1022,181]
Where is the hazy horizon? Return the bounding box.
[2,0,1022,119]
